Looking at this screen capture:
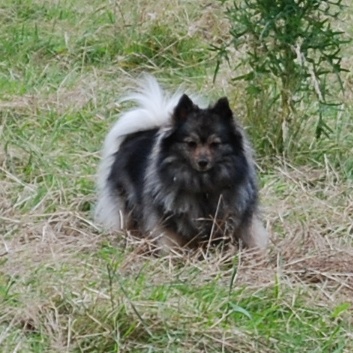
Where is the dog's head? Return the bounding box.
[163,94,245,173]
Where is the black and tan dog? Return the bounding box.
[95,75,267,252]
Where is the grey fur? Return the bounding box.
[95,75,268,252]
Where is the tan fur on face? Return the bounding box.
[184,134,222,172]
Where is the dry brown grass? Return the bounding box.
[2,157,352,296]
[2,148,353,350]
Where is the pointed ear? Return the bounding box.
[173,94,194,124]
[212,97,233,120]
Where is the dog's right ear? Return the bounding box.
[212,97,233,121]
[173,94,194,124]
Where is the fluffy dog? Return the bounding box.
[95,75,267,252]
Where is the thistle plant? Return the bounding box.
[214,0,348,155]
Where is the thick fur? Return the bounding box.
[95,75,268,251]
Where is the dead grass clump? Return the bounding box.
[276,232,353,297]
[1,211,99,278]
[262,162,353,303]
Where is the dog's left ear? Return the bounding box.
[213,97,233,121]
[173,94,195,124]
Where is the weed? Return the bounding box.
[213,0,349,156]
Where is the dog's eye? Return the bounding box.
[210,141,221,148]
[186,141,197,149]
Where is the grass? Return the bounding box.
[1,0,353,352]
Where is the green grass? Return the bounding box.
[1,0,353,352]
[1,250,351,352]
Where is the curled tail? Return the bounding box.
[95,74,197,229]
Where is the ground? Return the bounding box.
[0,0,353,352]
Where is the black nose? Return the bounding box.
[198,159,209,169]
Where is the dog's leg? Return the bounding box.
[149,226,188,255]
[239,216,268,249]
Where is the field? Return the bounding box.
[1,0,353,352]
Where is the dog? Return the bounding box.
[95,75,268,252]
